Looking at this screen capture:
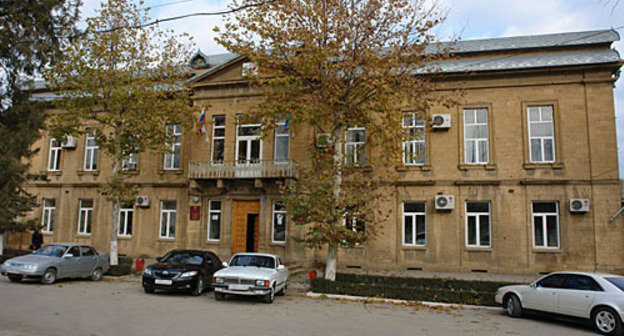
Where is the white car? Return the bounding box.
[496,272,624,335]
[211,253,289,303]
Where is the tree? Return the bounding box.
[217,0,456,280]
[47,0,195,265]
[0,0,81,254]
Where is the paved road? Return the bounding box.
[0,277,596,336]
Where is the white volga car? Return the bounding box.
[212,253,289,303]
[496,272,624,335]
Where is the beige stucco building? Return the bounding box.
[9,29,624,276]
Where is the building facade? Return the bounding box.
[11,29,624,275]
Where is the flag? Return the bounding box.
[283,118,290,134]
[196,108,206,139]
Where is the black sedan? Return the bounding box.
[142,250,222,296]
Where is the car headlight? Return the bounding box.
[179,271,198,278]
[213,277,224,283]
[22,264,37,270]
[3,261,12,267]
[143,268,153,276]
[256,280,270,287]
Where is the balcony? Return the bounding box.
[189,160,299,180]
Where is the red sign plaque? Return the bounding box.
[190,206,201,221]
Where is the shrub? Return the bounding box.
[107,256,134,276]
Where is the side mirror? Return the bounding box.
[156,257,162,262]
[64,253,74,258]
[277,265,285,271]
[221,261,229,268]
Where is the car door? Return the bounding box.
[61,246,82,278]
[522,274,567,313]
[77,246,99,277]
[275,257,287,289]
[558,274,600,318]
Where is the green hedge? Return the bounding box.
[311,273,518,306]
[107,256,133,276]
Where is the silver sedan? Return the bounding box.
[496,271,624,335]
[1,243,110,285]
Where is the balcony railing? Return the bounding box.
[189,160,299,179]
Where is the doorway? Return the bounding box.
[246,214,259,252]
[231,200,260,255]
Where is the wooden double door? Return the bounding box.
[231,200,260,255]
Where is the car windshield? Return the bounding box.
[32,245,68,257]
[605,277,624,292]
[230,255,275,269]
[160,251,204,265]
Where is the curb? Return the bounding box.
[305,292,502,311]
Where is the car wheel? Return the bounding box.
[90,268,103,281]
[40,268,57,285]
[191,279,204,296]
[215,292,226,301]
[263,286,275,303]
[592,307,623,336]
[8,274,23,283]
[143,286,155,294]
[505,294,523,318]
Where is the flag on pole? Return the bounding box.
[283,118,290,134]
[196,108,206,139]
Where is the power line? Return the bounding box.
[144,0,200,11]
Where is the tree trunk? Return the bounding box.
[325,126,343,281]
[0,233,4,255]
[109,129,122,266]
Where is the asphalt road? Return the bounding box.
[0,277,597,336]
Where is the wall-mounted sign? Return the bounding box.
[190,206,201,221]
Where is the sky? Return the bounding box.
[81,0,624,176]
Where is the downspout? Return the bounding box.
[582,72,599,271]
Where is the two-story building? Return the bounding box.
[11,29,624,275]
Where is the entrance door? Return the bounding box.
[232,200,260,255]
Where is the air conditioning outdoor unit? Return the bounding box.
[315,133,332,148]
[136,196,150,208]
[60,136,76,149]
[435,195,455,210]
[431,114,451,129]
[569,198,590,213]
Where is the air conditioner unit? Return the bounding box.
[570,198,590,213]
[60,136,76,149]
[315,133,332,148]
[435,195,455,210]
[136,196,150,208]
[431,114,451,129]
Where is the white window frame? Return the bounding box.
[84,130,98,171]
[235,120,263,165]
[345,126,366,166]
[48,139,61,171]
[118,206,133,237]
[77,199,93,235]
[463,108,489,164]
[465,201,491,248]
[122,152,138,171]
[402,202,426,246]
[274,119,290,163]
[159,200,176,239]
[211,115,225,164]
[272,202,287,244]
[207,200,221,241]
[402,113,426,165]
[528,105,556,163]
[164,124,182,170]
[531,201,560,249]
[41,199,55,233]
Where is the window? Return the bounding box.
[345,127,366,166]
[77,199,93,235]
[41,199,55,233]
[236,119,262,165]
[159,200,176,239]
[79,246,95,257]
[118,204,133,237]
[48,139,61,171]
[66,246,80,258]
[403,202,426,246]
[537,274,567,288]
[211,115,225,163]
[345,215,365,234]
[532,201,559,248]
[84,130,98,171]
[164,124,182,170]
[465,202,490,247]
[207,200,221,241]
[464,108,489,164]
[565,275,602,291]
[122,152,138,171]
[272,202,286,243]
[402,113,426,165]
[528,106,555,163]
[274,119,290,163]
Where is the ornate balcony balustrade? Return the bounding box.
[189,160,299,179]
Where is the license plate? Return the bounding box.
[155,279,172,285]
[229,284,250,291]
